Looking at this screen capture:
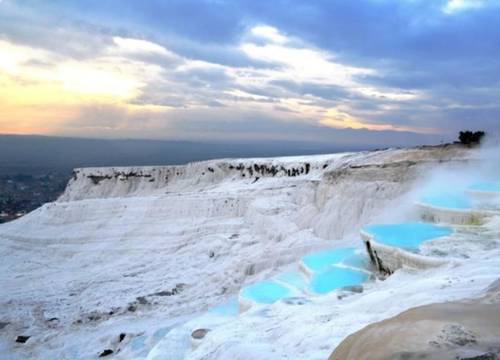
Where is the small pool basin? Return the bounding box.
[363,222,452,252]
[469,182,500,193]
[421,192,472,210]
[310,266,368,294]
[302,247,359,273]
[209,297,240,316]
[274,271,308,291]
[240,281,292,304]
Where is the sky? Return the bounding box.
[0,0,499,145]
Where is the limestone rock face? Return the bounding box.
[329,280,500,360]
[0,145,481,359]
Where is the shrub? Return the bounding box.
[458,131,485,145]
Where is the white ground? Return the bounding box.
[1,146,498,359]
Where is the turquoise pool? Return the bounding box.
[363,222,452,252]
[310,266,368,294]
[274,271,308,291]
[210,297,240,316]
[302,247,361,273]
[469,182,500,193]
[239,247,372,306]
[241,281,292,304]
[422,192,472,209]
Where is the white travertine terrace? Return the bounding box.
[3,144,499,360]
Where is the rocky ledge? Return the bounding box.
[329,279,500,360]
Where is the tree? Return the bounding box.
[458,131,485,145]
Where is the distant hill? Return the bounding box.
[0,134,377,175]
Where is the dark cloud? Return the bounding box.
[268,80,350,102]
[162,107,448,146]
[63,102,446,147]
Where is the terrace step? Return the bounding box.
[238,247,371,311]
[310,266,369,295]
[418,190,500,225]
[361,222,452,274]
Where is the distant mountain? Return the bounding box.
[0,134,382,175]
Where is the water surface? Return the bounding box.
[364,222,452,251]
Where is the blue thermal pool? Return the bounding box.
[274,271,308,291]
[469,182,500,193]
[302,247,365,273]
[241,281,292,304]
[310,266,369,294]
[210,297,240,316]
[363,222,452,252]
[129,335,147,352]
[422,192,472,210]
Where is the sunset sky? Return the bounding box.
[0,0,499,144]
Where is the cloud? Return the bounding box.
[319,107,437,134]
[443,0,489,14]
[1,0,499,143]
[112,37,176,57]
[240,41,373,87]
[250,25,288,44]
[0,37,164,100]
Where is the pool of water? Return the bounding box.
[209,297,240,316]
[129,335,147,352]
[363,222,452,252]
[469,182,500,193]
[302,247,359,273]
[422,192,472,209]
[310,266,369,294]
[153,327,173,341]
[274,271,308,291]
[240,281,292,304]
[341,252,369,269]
